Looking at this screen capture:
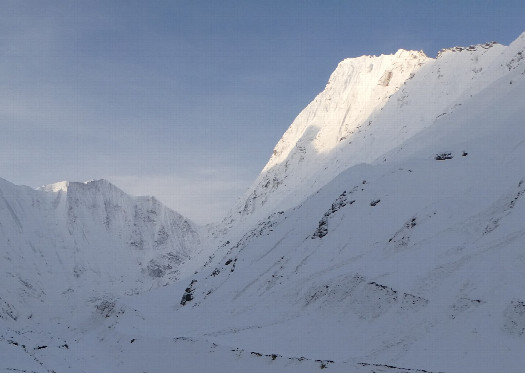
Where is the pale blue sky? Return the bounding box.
[2,1,524,223]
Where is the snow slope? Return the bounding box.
[160,36,525,371]
[2,31,525,372]
[0,178,199,325]
[224,35,521,233]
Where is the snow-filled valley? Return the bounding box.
[2,32,525,372]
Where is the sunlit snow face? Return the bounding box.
[263,50,429,167]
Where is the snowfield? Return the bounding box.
[2,31,525,372]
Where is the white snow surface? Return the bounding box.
[2,31,525,372]
[223,36,517,232]
[0,178,199,320]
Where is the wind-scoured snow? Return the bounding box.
[2,31,525,372]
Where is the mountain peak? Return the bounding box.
[39,180,70,192]
[0,175,201,319]
[394,48,427,58]
[226,48,430,226]
[39,179,115,193]
[267,49,429,168]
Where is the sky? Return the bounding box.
[1,1,525,224]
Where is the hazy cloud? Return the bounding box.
[111,166,254,225]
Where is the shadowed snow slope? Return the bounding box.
[0,178,199,323]
[2,31,525,373]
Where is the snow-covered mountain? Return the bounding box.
[163,31,525,372]
[2,31,525,372]
[223,33,523,233]
[0,178,199,323]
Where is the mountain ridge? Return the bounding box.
[220,33,523,237]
